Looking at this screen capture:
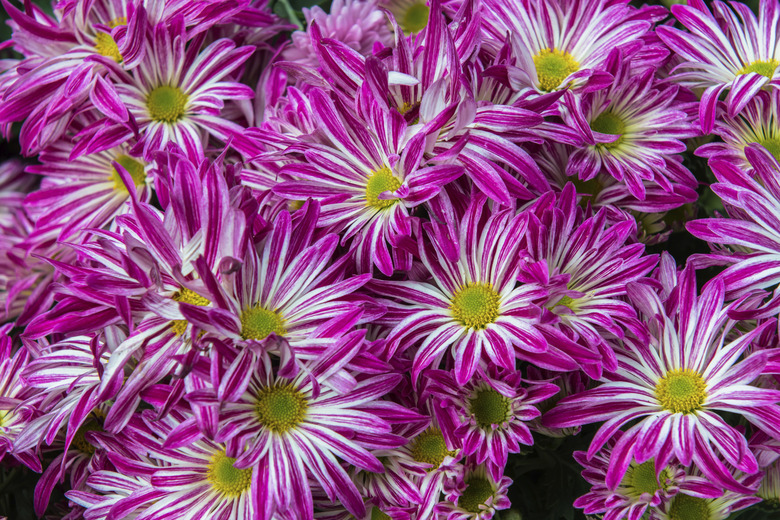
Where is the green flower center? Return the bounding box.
[72,417,104,455]
[469,388,511,428]
[450,282,500,330]
[668,494,712,520]
[147,85,188,123]
[655,369,707,414]
[397,1,429,34]
[738,59,779,79]
[207,451,252,497]
[758,136,780,162]
[365,166,402,209]
[591,111,626,149]
[170,288,210,336]
[459,476,494,513]
[533,48,579,91]
[410,428,453,469]
[240,306,286,340]
[622,460,669,498]
[255,384,308,433]
[109,154,146,192]
[371,506,391,520]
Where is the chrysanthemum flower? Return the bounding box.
[373,194,554,385]
[381,0,431,35]
[687,144,780,299]
[437,461,512,520]
[425,366,558,479]
[521,184,658,377]
[564,51,698,200]
[652,472,762,520]
[183,345,406,520]
[271,86,462,275]
[481,0,663,94]
[696,90,780,170]
[543,265,780,493]
[574,433,722,520]
[658,0,780,132]
[105,16,255,159]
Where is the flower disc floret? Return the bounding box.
[623,460,668,498]
[72,419,103,455]
[533,49,579,91]
[758,136,780,161]
[240,306,286,340]
[255,384,308,433]
[207,451,252,497]
[668,494,712,520]
[147,86,188,123]
[738,59,780,79]
[410,428,453,468]
[170,288,209,336]
[365,166,402,209]
[459,476,495,513]
[591,112,626,149]
[95,32,121,62]
[450,282,500,330]
[655,369,707,414]
[469,388,511,428]
[110,155,146,192]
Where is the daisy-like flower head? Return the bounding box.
[652,472,762,520]
[107,15,255,159]
[424,366,558,480]
[272,86,462,276]
[564,49,699,201]
[481,0,664,94]
[372,193,554,385]
[521,184,659,378]
[573,433,722,520]
[184,345,406,520]
[687,144,780,300]
[437,461,512,520]
[543,264,780,494]
[696,89,780,169]
[658,0,780,133]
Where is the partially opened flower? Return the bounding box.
[543,265,780,493]
[652,472,762,520]
[437,461,512,520]
[658,0,780,132]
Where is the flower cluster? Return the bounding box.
[1,0,780,519]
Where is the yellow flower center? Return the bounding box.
[206,450,252,497]
[170,288,210,336]
[668,493,713,520]
[622,460,670,498]
[109,154,146,192]
[240,305,286,340]
[738,59,779,79]
[147,85,188,123]
[255,384,308,433]
[450,282,500,330]
[459,476,494,513]
[469,387,511,428]
[533,48,579,91]
[365,166,402,209]
[591,111,626,149]
[655,369,707,414]
[94,18,126,62]
[409,427,454,469]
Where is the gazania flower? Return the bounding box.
[564,50,698,200]
[373,194,554,385]
[481,0,663,94]
[104,16,254,159]
[574,433,722,520]
[437,462,512,520]
[687,144,780,299]
[696,89,780,169]
[183,344,408,520]
[543,265,780,493]
[658,0,780,132]
[425,366,558,480]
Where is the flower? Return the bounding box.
[437,461,512,520]
[658,0,780,132]
[651,472,762,520]
[425,366,558,479]
[373,193,554,385]
[543,264,780,493]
